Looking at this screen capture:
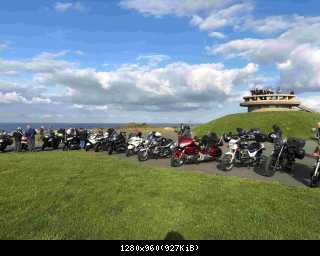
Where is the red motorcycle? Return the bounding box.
[171,135,223,167]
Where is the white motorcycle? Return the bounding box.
[126,136,144,157]
[220,134,266,171]
[85,132,109,152]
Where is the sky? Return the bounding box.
[0,0,320,123]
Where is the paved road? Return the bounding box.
[2,140,318,188]
[116,140,319,188]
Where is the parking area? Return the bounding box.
[2,139,318,188]
[117,140,318,188]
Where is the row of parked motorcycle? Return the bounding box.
[0,125,319,188]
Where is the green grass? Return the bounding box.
[194,111,320,139]
[1,151,320,240]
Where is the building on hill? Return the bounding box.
[240,89,314,113]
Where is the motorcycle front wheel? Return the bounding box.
[310,172,320,188]
[95,143,103,152]
[126,149,134,157]
[171,157,185,167]
[260,157,277,177]
[220,155,234,171]
[138,151,149,161]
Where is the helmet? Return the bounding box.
[316,122,320,129]
[155,132,162,137]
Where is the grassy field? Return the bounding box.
[0,151,320,240]
[193,111,320,139]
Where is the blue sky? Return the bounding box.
[0,0,320,123]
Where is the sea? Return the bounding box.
[0,123,199,132]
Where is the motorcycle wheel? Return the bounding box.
[138,151,149,161]
[95,144,103,152]
[261,157,277,177]
[310,173,320,188]
[254,155,268,174]
[171,157,184,167]
[160,148,172,158]
[220,155,234,171]
[85,145,91,152]
[126,149,134,157]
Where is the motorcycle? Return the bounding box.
[42,133,61,151]
[310,147,320,188]
[261,133,306,177]
[126,134,144,157]
[219,133,267,171]
[0,132,13,152]
[108,132,127,155]
[236,128,261,140]
[95,130,127,154]
[86,132,108,152]
[63,135,81,151]
[170,134,223,167]
[138,135,175,162]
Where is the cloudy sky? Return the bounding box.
[0,0,320,123]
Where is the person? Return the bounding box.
[107,128,117,155]
[182,125,192,138]
[79,128,88,150]
[25,125,37,152]
[13,127,24,152]
[39,126,45,141]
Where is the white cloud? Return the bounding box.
[120,0,233,17]
[54,2,85,13]
[137,54,170,67]
[302,96,320,111]
[208,32,227,39]
[0,50,259,112]
[0,92,28,104]
[190,2,254,32]
[30,97,52,104]
[240,15,320,35]
[210,18,320,92]
[121,0,253,36]
[277,44,320,91]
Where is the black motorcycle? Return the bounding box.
[0,133,13,152]
[42,133,61,151]
[262,133,306,177]
[63,135,81,151]
[138,136,174,161]
[108,132,127,155]
[95,131,127,154]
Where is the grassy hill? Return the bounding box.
[0,151,320,240]
[194,111,320,139]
